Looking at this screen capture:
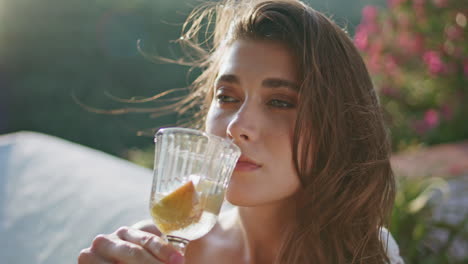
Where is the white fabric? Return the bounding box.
[380,228,405,264]
[0,131,153,263]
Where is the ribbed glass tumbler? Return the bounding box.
[149,127,240,255]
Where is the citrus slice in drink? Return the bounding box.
[151,181,202,233]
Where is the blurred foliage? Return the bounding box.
[390,176,467,263]
[1,0,196,156]
[0,0,386,157]
[355,0,468,151]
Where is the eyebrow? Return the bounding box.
[216,74,299,91]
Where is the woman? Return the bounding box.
[79,0,403,263]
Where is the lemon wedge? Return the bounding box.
[151,181,202,233]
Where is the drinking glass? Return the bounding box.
[149,127,240,255]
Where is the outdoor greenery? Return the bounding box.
[2,0,195,155]
[355,1,467,262]
[390,176,467,263]
[355,0,467,151]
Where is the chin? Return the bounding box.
[225,171,301,207]
[225,187,251,206]
[225,185,264,207]
[225,186,296,208]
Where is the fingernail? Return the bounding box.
[169,253,184,264]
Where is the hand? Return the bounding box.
[78,226,184,264]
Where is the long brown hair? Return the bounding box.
[159,0,395,263]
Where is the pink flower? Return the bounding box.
[445,25,462,40]
[381,85,400,98]
[362,6,379,23]
[412,109,440,135]
[413,35,425,54]
[384,55,399,75]
[368,53,381,72]
[414,0,426,6]
[387,0,406,8]
[449,164,468,176]
[432,0,448,7]
[413,0,426,20]
[354,14,380,50]
[354,26,369,51]
[424,109,440,129]
[396,12,411,29]
[398,32,425,54]
[366,41,383,72]
[423,51,446,75]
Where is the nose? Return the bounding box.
[226,103,260,143]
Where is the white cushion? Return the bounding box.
[0,131,153,263]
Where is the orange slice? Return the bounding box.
[151,181,202,234]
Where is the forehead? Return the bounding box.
[217,40,299,83]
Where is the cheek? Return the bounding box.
[266,114,296,150]
[270,116,299,183]
[205,103,227,137]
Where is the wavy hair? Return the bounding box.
[159,0,396,263]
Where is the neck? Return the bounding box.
[234,197,296,264]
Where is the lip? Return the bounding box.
[234,155,261,172]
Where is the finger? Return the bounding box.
[132,219,162,236]
[91,234,163,264]
[78,248,113,264]
[116,227,184,264]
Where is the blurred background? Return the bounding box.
[1,0,393,157]
[1,0,466,263]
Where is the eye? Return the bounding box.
[267,99,295,109]
[216,95,239,103]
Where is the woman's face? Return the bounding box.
[206,40,301,206]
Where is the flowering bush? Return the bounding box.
[355,0,467,151]
[390,176,467,263]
